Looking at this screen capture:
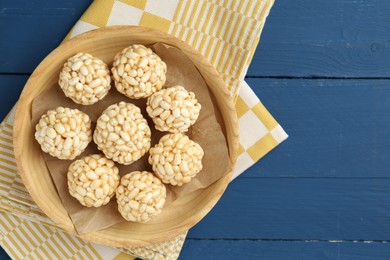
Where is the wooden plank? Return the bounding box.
[1,0,390,78]
[1,238,389,260]
[248,0,390,77]
[1,75,389,178]
[181,240,390,260]
[0,75,28,121]
[0,0,91,73]
[1,76,389,241]
[187,178,390,240]
[2,0,390,258]
[244,78,390,178]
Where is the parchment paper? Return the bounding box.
[32,43,231,234]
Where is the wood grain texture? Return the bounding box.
[2,0,390,78]
[188,178,390,240]
[1,76,389,242]
[4,76,390,179]
[181,240,390,260]
[13,26,238,247]
[245,78,390,178]
[2,0,390,258]
[249,0,390,77]
[0,0,91,73]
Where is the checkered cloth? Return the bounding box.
[0,0,287,259]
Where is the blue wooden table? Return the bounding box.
[1,1,390,259]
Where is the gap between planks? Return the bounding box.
[246,76,390,80]
[187,238,390,243]
[3,72,390,81]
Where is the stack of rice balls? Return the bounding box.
[34,44,204,223]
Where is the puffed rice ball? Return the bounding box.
[116,171,166,222]
[68,154,120,207]
[35,107,92,160]
[149,133,204,186]
[59,52,111,105]
[111,44,167,99]
[93,102,151,165]
[146,86,201,133]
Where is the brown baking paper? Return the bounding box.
[32,43,231,234]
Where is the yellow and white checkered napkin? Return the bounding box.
[0,0,287,259]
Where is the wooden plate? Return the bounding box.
[13,26,238,247]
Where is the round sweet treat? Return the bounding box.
[67,154,120,207]
[146,86,201,133]
[34,107,92,160]
[59,52,111,105]
[116,171,166,222]
[111,44,167,99]
[149,133,204,186]
[93,101,151,165]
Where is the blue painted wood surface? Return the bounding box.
[1,0,390,259]
[249,0,390,77]
[181,240,390,260]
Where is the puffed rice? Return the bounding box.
[93,101,151,165]
[34,107,92,160]
[59,53,111,105]
[116,171,166,222]
[149,133,204,186]
[111,44,167,99]
[68,154,120,207]
[146,86,201,133]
